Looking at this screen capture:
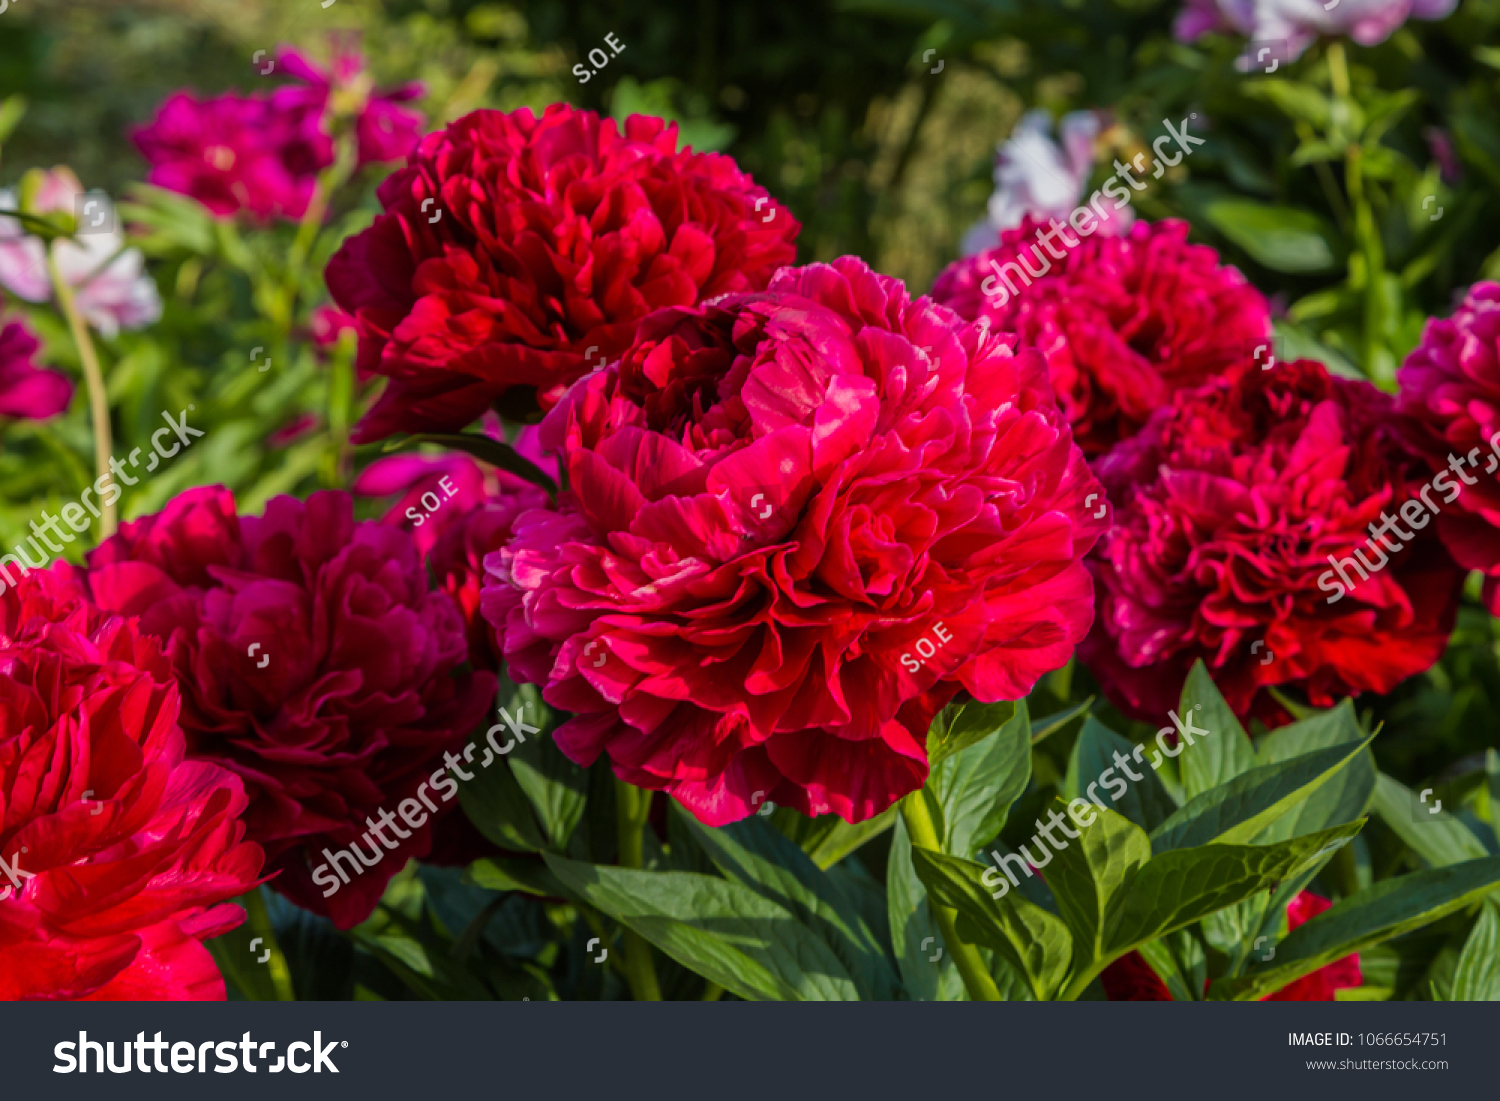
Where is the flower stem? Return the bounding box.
[244,886,296,1001]
[46,244,115,537]
[614,778,663,1001]
[899,790,1003,1002]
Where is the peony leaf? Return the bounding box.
[1179,660,1253,798]
[1208,855,1500,1001]
[1065,715,1177,833]
[1449,899,1500,1001]
[1253,701,1374,844]
[1106,820,1363,960]
[1202,199,1342,273]
[933,697,1032,859]
[684,811,901,1000]
[1369,772,1492,868]
[1149,737,1374,854]
[926,697,1015,768]
[769,805,898,870]
[909,845,1073,1001]
[384,432,557,494]
[499,680,587,851]
[543,854,860,1000]
[1043,802,1151,971]
[887,816,970,1001]
[1030,696,1093,745]
[458,726,549,854]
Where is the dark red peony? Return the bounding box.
[325,103,801,442]
[0,568,263,1000]
[1397,280,1500,613]
[353,430,554,671]
[1101,891,1361,1000]
[481,257,1107,825]
[1081,358,1464,722]
[930,217,1271,456]
[83,487,496,929]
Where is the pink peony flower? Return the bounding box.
[0,171,162,338]
[131,92,320,222]
[0,311,72,421]
[272,46,425,168]
[326,104,801,442]
[932,217,1271,457]
[1082,358,1464,722]
[0,568,263,1001]
[1175,0,1458,61]
[1397,281,1500,613]
[83,487,496,929]
[481,257,1107,825]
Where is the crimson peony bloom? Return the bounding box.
[0,312,71,421]
[325,104,801,442]
[1081,358,1464,722]
[1101,891,1360,1000]
[354,432,553,670]
[132,91,322,222]
[1397,281,1500,614]
[83,487,496,929]
[931,218,1271,456]
[0,569,263,1000]
[481,257,1107,825]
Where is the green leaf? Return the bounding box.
[1030,697,1093,745]
[497,681,586,851]
[1450,900,1500,1001]
[909,846,1072,1000]
[771,805,897,870]
[1107,821,1363,957]
[934,698,1032,857]
[1242,79,1331,128]
[1044,802,1151,969]
[383,432,557,493]
[684,813,901,1000]
[1065,716,1176,833]
[887,817,967,1001]
[468,855,571,898]
[1253,702,1374,843]
[1178,661,1253,798]
[459,728,548,854]
[1203,199,1342,273]
[1149,737,1374,854]
[543,854,859,1000]
[927,698,1015,768]
[1210,856,1500,1000]
[1370,772,1491,868]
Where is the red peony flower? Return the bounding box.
[0,311,72,421]
[132,91,321,222]
[354,428,554,670]
[1101,891,1361,1000]
[930,217,1271,456]
[1081,358,1464,722]
[481,257,1107,825]
[325,104,801,442]
[0,569,263,1000]
[83,487,496,929]
[1397,281,1500,613]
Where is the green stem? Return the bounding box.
[244,886,296,1001]
[46,245,116,537]
[1060,958,1109,1001]
[900,791,1003,1001]
[614,779,664,1001]
[702,981,724,1001]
